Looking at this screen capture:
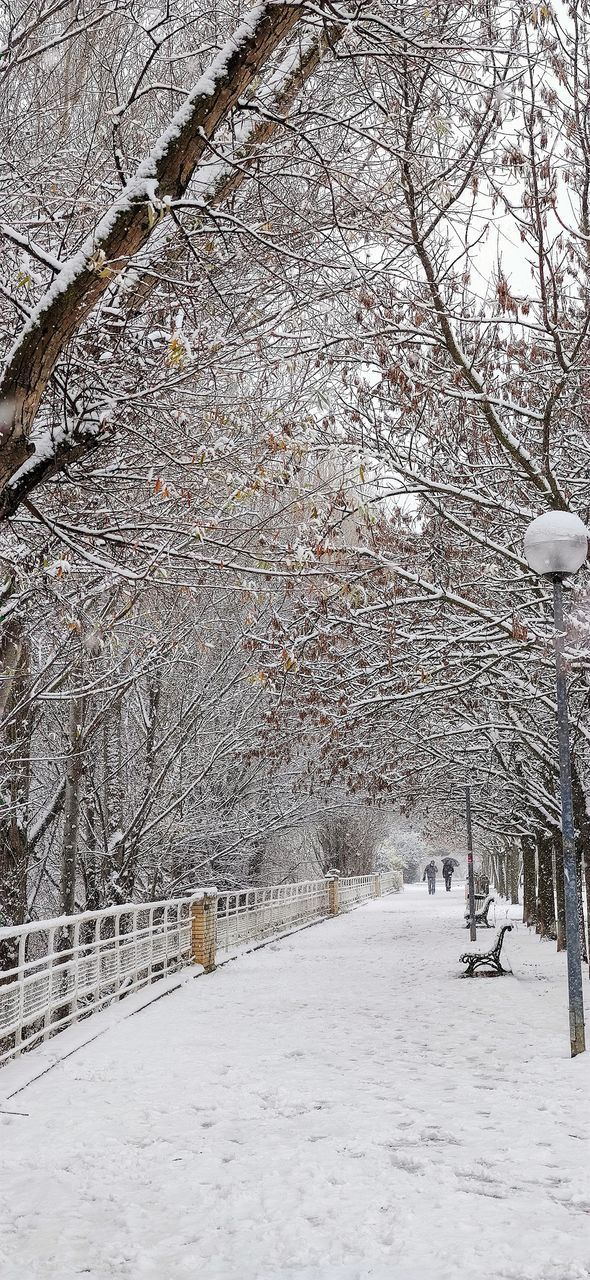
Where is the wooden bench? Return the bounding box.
[464,893,495,928]
[459,924,513,977]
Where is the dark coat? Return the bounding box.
[423,863,437,882]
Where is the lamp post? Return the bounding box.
[524,511,587,1058]
[465,785,477,942]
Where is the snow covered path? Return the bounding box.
[1,885,589,1280]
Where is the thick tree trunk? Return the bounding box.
[571,765,590,964]
[521,835,537,927]
[536,832,556,940]
[509,846,520,905]
[552,835,566,952]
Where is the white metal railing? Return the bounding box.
[339,874,375,910]
[216,879,329,953]
[0,897,194,1067]
[380,870,403,894]
[0,871,402,1068]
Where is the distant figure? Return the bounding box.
[423,860,437,895]
[442,857,456,892]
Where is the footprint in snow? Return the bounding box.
[466,1182,507,1200]
[421,1128,461,1146]
[387,1151,425,1174]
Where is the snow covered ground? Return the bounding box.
[1,884,589,1280]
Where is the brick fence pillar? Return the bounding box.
[326,876,340,916]
[191,892,217,972]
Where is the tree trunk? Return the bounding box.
[55,677,86,1026]
[582,840,590,972]
[82,788,100,912]
[521,835,537,927]
[509,846,520,905]
[497,850,506,900]
[122,671,163,901]
[248,840,267,884]
[536,832,556,940]
[103,697,126,901]
[552,834,566,952]
[0,617,32,962]
[61,684,85,918]
[576,842,587,963]
[571,765,590,964]
[488,850,498,892]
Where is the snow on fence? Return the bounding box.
[216,880,330,953]
[0,870,402,1068]
[338,874,375,910]
[380,871,403,895]
[0,898,194,1069]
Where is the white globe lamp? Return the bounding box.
[523,511,588,577]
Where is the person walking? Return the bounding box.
[422,860,437,895]
[442,857,457,892]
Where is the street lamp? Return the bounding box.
[465,784,477,943]
[524,510,588,1058]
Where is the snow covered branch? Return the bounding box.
[0,1,305,515]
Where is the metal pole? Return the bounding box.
[465,785,477,943]
[552,577,585,1057]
